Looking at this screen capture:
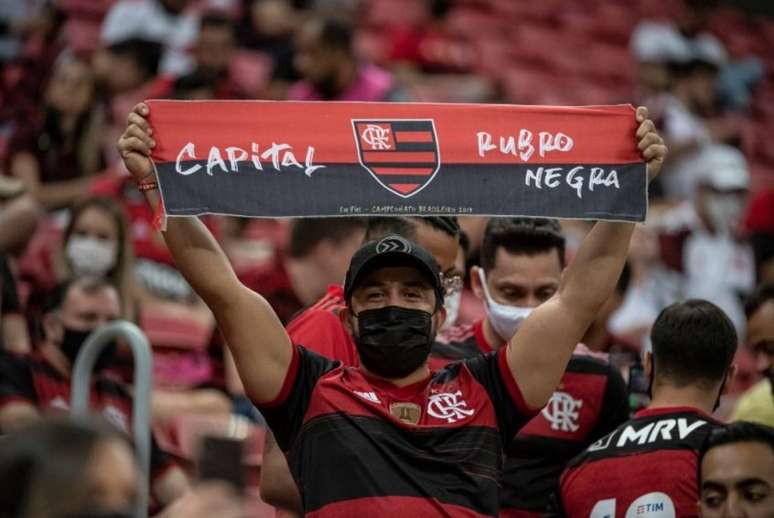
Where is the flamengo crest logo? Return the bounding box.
[352,119,440,198]
[427,390,474,423]
[542,391,582,432]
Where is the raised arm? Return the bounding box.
[117,103,292,404]
[507,107,666,409]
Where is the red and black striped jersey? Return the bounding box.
[258,344,538,517]
[433,321,629,517]
[559,406,722,518]
[503,355,628,517]
[0,350,174,480]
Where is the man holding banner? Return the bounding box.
[118,101,665,516]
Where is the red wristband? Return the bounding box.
[137,180,158,192]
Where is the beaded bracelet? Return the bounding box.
[137,180,158,192]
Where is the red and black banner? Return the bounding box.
[147,100,647,221]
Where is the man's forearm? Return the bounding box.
[141,190,238,308]
[560,221,634,317]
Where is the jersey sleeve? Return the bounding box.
[0,351,36,412]
[286,309,358,366]
[590,363,630,439]
[256,345,339,451]
[463,347,539,444]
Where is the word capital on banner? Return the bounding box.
[147,100,647,222]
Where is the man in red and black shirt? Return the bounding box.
[286,215,463,365]
[559,299,738,517]
[435,218,630,516]
[118,102,665,516]
[0,277,187,508]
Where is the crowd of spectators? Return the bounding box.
[0,0,772,516]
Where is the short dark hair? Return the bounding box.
[106,38,163,80]
[651,299,738,389]
[420,216,460,239]
[364,217,416,242]
[0,417,132,517]
[744,283,774,318]
[480,217,565,271]
[288,217,367,258]
[200,12,235,33]
[318,18,353,53]
[42,277,118,316]
[698,421,774,482]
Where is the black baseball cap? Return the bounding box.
[344,235,444,310]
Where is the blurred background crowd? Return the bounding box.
[0,0,772,515]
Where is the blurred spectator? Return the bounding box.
[237,0,299,94]
[94,38,164,97]
[608,224,683,350]
[629,21,691,108]
[239,217,366,324]
[21,196,136,328]
[5,51,106,211]
[745,188,774,285]
[655,144,754,334]
[184,12,247,99]
[732,284,774,427]
[0,192,40,254]
[0,2,67,124]
[1,254,30,354]
[0,276,188,507]
[100,0,198,77]
[0,417,140,518]
[289,17,404,101]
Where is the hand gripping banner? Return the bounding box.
[147,101,647,221]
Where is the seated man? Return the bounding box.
[698,421,774,517]
[118,102,665,516]
[0,277,188,509]
[560,299,738,516]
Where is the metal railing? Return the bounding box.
[70,321,153,518]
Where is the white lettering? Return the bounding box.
[251,143,263,170]
[617,423,655,447]
[304,147,325,176]
[678,418,706,439]
[477,132,496,157]
[518,129,534,161]
[500,136,518,156]
[566,166,584,198]
[281,151,303,169]
[648,419,676,443]
[262,143,292,171]
[225,146,247,172]
[176,142,201,175]
[543,167,562,188]
[206,146,228,176]
[525,167,542,188]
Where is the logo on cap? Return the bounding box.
[376,235,413,254]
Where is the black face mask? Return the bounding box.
[354,306,435,379]
[60,327,116,372]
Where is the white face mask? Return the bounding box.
[478,269,533,342]
[441,289,462,331]
[66,236,117,277]
[704,193,743,235]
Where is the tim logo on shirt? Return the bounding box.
[352,119,440,198]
